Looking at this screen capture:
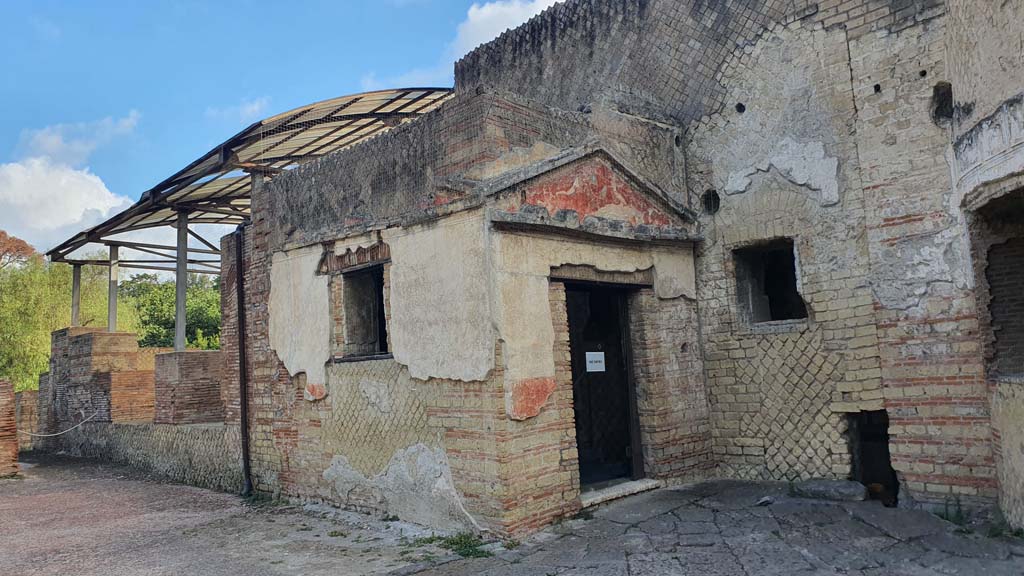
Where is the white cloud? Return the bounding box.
[362,0,562,90]
[18,110,139,168]
[0,157,132,251]
[451,0,561,59]
[0,112,141,252]
[205,96,271,125]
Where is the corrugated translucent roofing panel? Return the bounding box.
[47,88,453,262]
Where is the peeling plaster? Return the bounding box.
[359,378,392,414]
[334,232,379,256]
[464,140,562,181]
[726,138,840,206]
[872,227,971,311]
[383,211,496,382]
[322,443,474,531]
[269,245,331,386]
[491,230,695,419]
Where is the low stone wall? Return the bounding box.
[56,422,243,493]
[14,390,37,451]
[155,351,225,425]
[993,377,1024,528]
[0,380,17,477]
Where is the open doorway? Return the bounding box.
[849,410,899,507]
[565,283,643,488]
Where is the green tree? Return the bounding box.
[0,255,140,392]
[126,273,220,349]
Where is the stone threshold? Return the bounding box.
[580,478,662,509]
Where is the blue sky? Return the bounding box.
[0,0,561,251]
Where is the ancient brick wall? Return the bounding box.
[944,0,1024,525]
[455,0,943,127]
[262,91,584,253]
[629,288,712,479]
[687,18,879,482]
[219,231,243,426]
[155,351,225,425]
[851,18,997,506]
[0,380,17,477]
[54,331,157,424]
[205,0,1024,533]
[222,188,512,530]
[15,391,37,451]
[34,328,241,491]
[261,89,686,255]
[57,422,242,492]
[221,137,703,536]
[985,239,1024,376]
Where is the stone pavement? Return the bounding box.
[408,481,1024,576]
[4,455,1023,575]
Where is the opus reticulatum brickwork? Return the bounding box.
[34,0,1024,537]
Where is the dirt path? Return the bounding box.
[0,455,452,576]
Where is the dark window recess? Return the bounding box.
[849,411,899,507]
[932,82,954,124]
[734,239,808,323]
[702,189,721,215]
[343,265,388,357]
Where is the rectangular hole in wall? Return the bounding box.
[342,264,388,357]
[734,239,808,324]
[848,410,899,507]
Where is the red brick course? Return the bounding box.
[14,390,37,451]
[155,351,225,425]
[0,380,18,477]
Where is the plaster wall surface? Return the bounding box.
[945,0,1024,142]
[382,210,495,382]
[268,245,331,386]
[490,228,695,418]
[993,378,1024,529]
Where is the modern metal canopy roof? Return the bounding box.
[46,87,453,271]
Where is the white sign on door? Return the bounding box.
[585,351,606,373]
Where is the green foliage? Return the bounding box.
[0,257,139,392]
[0,258,220,392]
[119,273,221,350]
[437,532,493,558]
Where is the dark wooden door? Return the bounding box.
[566,284,642,486]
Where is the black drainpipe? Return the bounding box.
[235,225,254,497]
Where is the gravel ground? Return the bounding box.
[0,454,455,576]
[4,455,1024,576]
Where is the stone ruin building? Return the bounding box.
[17,0,1024,537]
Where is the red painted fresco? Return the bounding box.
[509,377,557,421]
[522,157,675,227]
[303,382,327,402]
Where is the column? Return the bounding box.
[175,211,188,351]
[107,246,118,332]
